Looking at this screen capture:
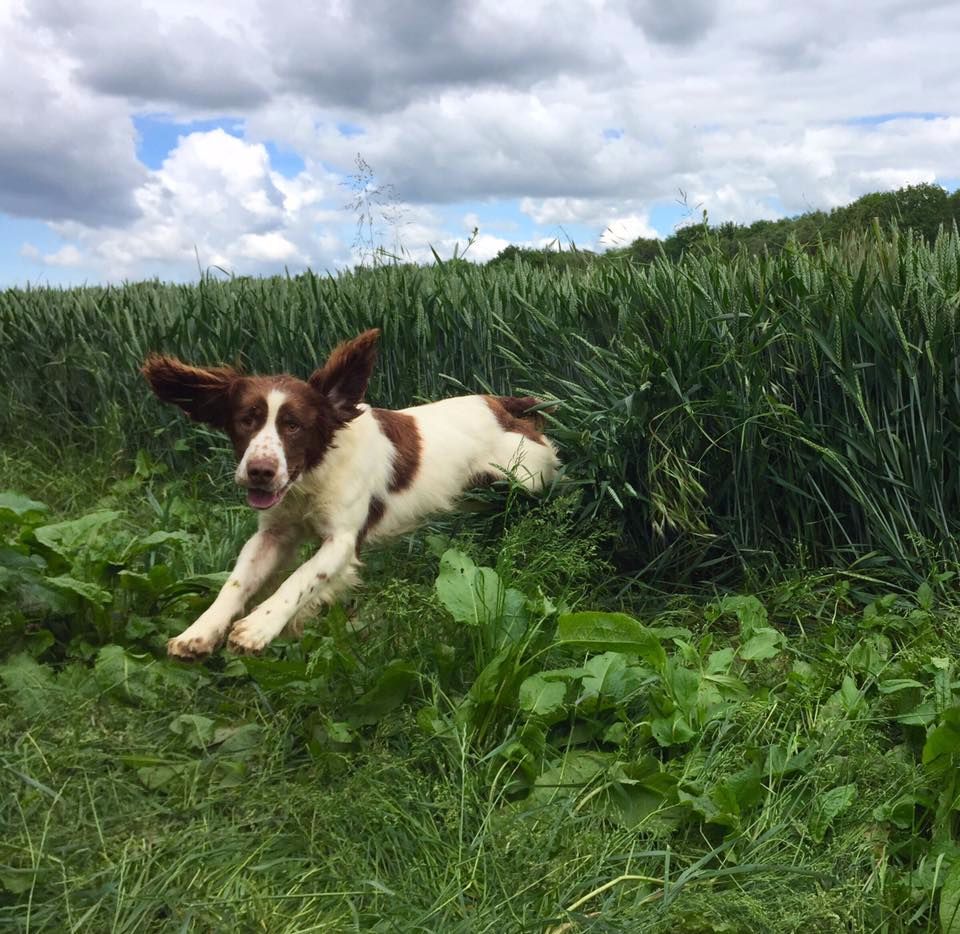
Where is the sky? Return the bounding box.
[1,0,958,286]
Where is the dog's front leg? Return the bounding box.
[167,526,300,661]
[227,533,357,655]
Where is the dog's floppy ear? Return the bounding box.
[141,354,239,429]
[308,328,380,419]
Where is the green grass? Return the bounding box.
[4,452,960,932]
[6,234,960,930]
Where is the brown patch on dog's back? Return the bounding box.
[372,409,422,492]
[484,396,548,445]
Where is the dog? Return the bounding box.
[142,328,560,660]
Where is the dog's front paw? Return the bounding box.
[227,618,271,656]
[167,634,217,661]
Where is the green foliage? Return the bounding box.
[0,482,237,658]
[4,439,960,931]
[487,242,597,270]
[4,220,960,581]
[6,512,960,929]
[613,182,960,263]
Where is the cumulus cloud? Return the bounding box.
[39,130,349,280]
[0,2,145,225]
[265,0,613,112]
[24,0,270,110]
[625,0,716,45]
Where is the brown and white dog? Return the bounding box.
[142,328,560,660]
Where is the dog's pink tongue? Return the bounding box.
[247,488,281,510]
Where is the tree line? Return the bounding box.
[487,182,960,269]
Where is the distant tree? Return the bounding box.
[614,183,960,264]
[487,244,596,270]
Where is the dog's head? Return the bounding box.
[142,329,380,510]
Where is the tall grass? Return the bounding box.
[2,223,960,580]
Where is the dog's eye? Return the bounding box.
[284,421,302,434]
[240,412,258,429]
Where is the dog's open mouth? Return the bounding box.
[246,483,290,510]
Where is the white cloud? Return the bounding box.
[0,1,145,224]
[45,130,350,280]
[44,245,84,267]
[235,231,302,264]
[21,242,85,266]
[2,0,960,283]
[599,215,660,248]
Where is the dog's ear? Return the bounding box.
[141,354,239,429]
[308,328,380,419]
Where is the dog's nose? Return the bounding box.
[247,459,277,486]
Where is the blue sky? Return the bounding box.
[2,0,958,286]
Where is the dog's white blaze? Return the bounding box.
[235,389,290,488]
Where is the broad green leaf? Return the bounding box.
[651,713,696,747]
[345,660,418,725]
[706,647,735,674]
[136,764,186,791]
[663,662,701,713]
[0,868,38,894]
[846,635,890,676]
[31,510,121,559]
[923,707,960,764]
[681,767,763,830]
[717,595,768,639]
[580,651,626,698]
[530,750,611,804]
[811,784,858,841]
[169,714,216,749]
[159,571,231,602]
[556,612,666,669]
[839,674,865,715]
[764,744,816,777]
[0,492,48,525]
[0,654,56,717]
[518,673,567,719]
[496,721,547,783]
[580,652,648,708]
[896,700,937,727]
[739,627,785,661]
[878,678,925,694]
[435,549,504,627]
[44,574,112,609]
[499,586,528,644]
[467,648,514,705]
[941,859,960,933]
[0,546,45,572]
[602,757,680,829]
[0,565,22,591]
[212,723,262,755]
[93,644,157,705]
[118,564,176,598]
[322,721,355,745]
[240,657,315,692]
[123,529,193,559]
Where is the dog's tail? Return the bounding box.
[497,395,554,430]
